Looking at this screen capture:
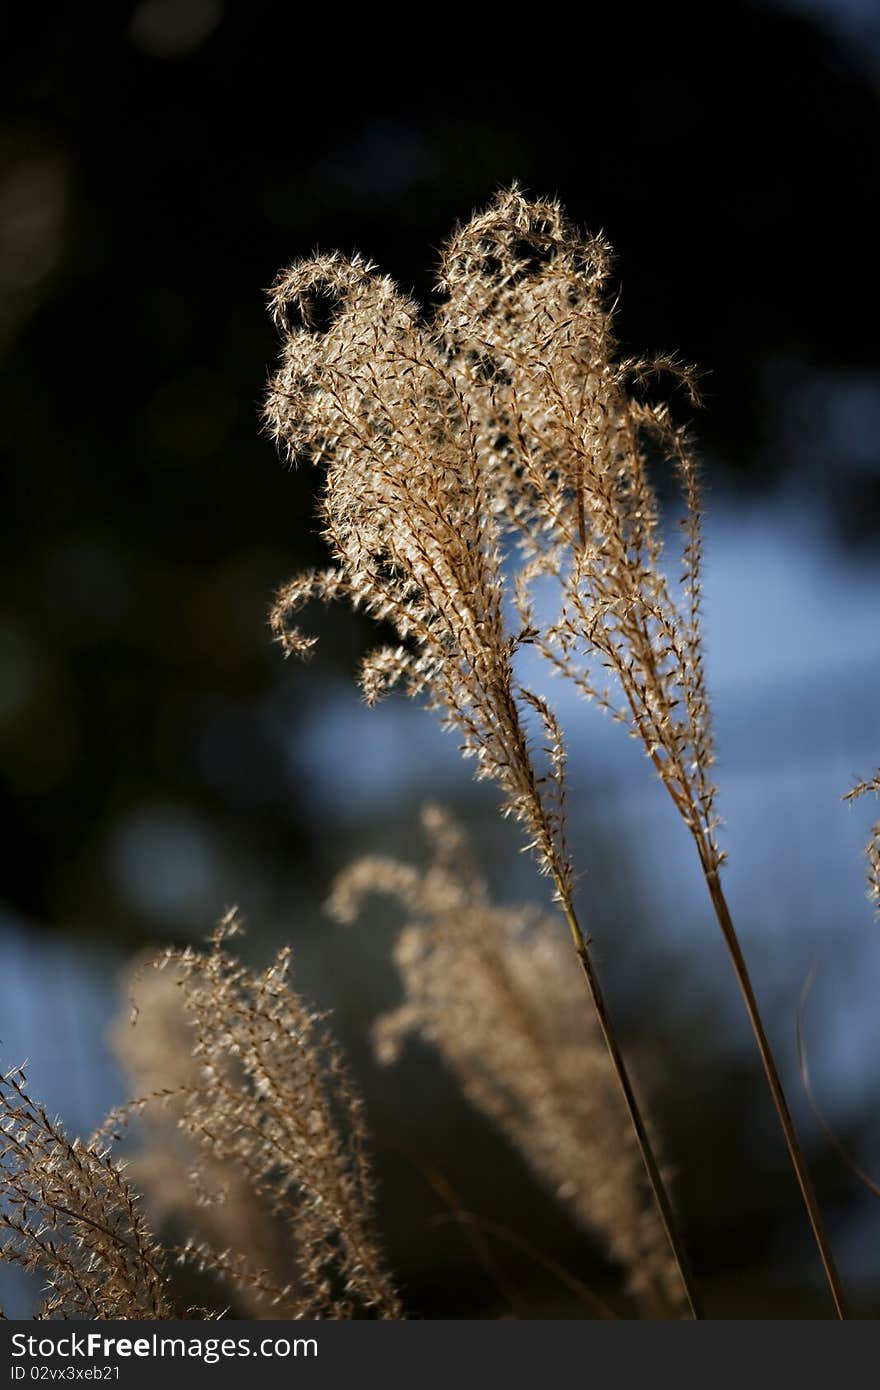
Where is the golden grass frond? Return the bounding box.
[109,953,302,1318]
[266,188,846,1315]
[2,918,400,1321]
[329,806,687,1316]
[0,1065,172,1319]
[264,214,574,902]
[265,184,715,1316]
[265,186,718,889]
[109,911,401,1319]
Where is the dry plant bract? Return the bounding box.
[266,186,846,1317]
[330,805,687,1316]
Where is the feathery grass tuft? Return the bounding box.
[2,918,400,1321]
[108,911,401,1319]
[266,184,703,1316]
[0,1066,172,1319]
[330,805,687,1315]
[266,187,847,1317]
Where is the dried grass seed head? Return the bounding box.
[110,913,400,1319]
[0,1065,171,1320]
[329,805,687,1314]
[267,189,721,900]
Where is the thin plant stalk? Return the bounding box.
[699,861,848,1319]
[658,755,847,1316]
[508,689,703,1316]
[620,617,845,1312]
[491,679,703,1314]
[621,641,848,1315]
[627,648,847,1315]
[554,877,702,1319]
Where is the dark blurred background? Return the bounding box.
[1,0,879,1318]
